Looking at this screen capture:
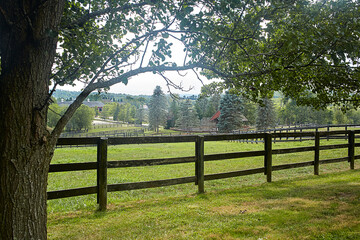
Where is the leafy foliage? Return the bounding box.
[116,103,136,123]
[66,105,95,131]
[278,99,332,125]
[100,103,117,119]
[47,103,64,128]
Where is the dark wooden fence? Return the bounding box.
[234,124,360,143]
[60,128,147,138]
[48,130,359,211]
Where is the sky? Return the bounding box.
[56,23,222,96]
[58,69,217,96]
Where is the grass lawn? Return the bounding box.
[48,170,360,239]
[48,137,360,239]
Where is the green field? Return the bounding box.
[48,137,360,239]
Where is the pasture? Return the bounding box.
[47,136,360,239]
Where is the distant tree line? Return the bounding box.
[48,87,360,133]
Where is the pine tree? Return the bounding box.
[217,92,244,133]
[242,98,257,126]
[195,97,208,120]
[136,105,146,125]
[256,98,276,130]
[166,99,180,129]
[205,94,221,117]
[149,86,167,132]
[176,99,200,131]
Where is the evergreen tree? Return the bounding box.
[136,105,146,125]
[149,86,167,132]
[166,99,180,129]
[176,99,200,131]
[195,97,209,120]
[205,94,221,117]
[217,92,244,133]
[242,98,257,126]
[256,98,276,130]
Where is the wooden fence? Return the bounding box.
[48,130,359,211]
[234,124,360,143]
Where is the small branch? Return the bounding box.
[192,69,204,86]
[177,70,187,77]
[140,36,151,68]
[48,105,62,117]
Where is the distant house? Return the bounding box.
[83,100,105,112]
[58,99,105,112]
[210,110,221,124]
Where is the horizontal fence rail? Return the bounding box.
[48,130,359,210]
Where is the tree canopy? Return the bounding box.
[200,0,360,109]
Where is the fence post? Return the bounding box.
[314,131,320,175]
[195,136,205,193]
[97,137,108,211]
[264,133,272,182]
[327,126,330,141]
[348,131,355,170]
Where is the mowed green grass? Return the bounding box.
[48,137,360,239]
[47,170,360,239]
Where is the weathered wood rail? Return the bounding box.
[48,130,359,211]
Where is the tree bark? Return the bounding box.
[0,0,65,239]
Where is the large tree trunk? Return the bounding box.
[0,1,65,239]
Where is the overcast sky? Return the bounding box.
[56,26,221,96]
[57,67,218,96]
